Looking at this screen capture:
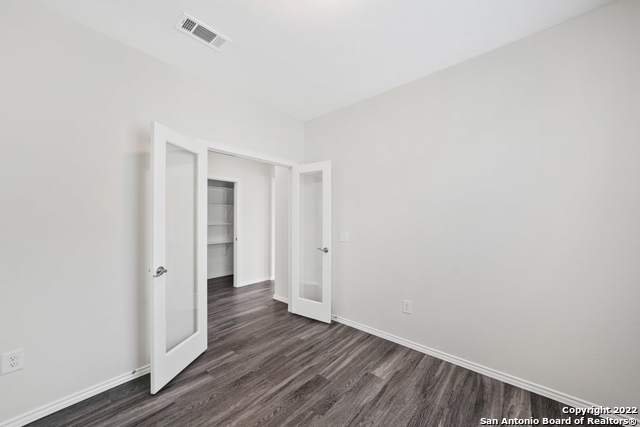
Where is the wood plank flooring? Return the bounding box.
[31,277,594,426]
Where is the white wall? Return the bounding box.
[305,0,640,410]
[273,166,291,301]
[207,153,273,286]
[0,1,303,423]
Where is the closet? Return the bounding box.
[207,179,235,279]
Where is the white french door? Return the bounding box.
[291,161,332,323]
[150,122,207,394]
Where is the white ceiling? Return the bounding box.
[48,0,611,121]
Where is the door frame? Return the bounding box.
[206,175,240,287]
[200,140,295,168]
[199,139,297,303]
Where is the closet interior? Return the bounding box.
[207,179,235,280]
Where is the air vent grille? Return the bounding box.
[181,18,196,32]
[193,25,217,43]
[177,14,230,51]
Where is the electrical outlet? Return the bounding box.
[1,348,24,375]
[402,300,413,314]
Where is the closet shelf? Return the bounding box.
[208,180,234,278]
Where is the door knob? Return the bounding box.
[153,266,168,277]
[316,247,329,253]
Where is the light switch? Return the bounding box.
[339,231,350,243]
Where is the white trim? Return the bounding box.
[201,139,296,168]
[233,182,240,287]
[237,277,273,288]
[272,294,288,304]
[0,365,150,427]
[270,173,276,284]
[331,314,638,424]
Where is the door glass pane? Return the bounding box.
[299,170,323,302]
[165,143,197,351]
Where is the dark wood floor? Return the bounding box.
[32,277,595,426]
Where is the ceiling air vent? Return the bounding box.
[177,14,230,51]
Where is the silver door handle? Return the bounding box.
[316,247,329,253]
[153,266,168,277]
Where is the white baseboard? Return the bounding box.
[236,277,272,288]
[331,314,637,423]
[5,315,635,426]
[0,365,150,427]
[272,294,288,304]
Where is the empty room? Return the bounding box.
[1,0,638,426]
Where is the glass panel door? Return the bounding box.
[291,161,332,323]
[151,123,207,394]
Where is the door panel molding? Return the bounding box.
[290,160,332,323]
[151,122,207,394]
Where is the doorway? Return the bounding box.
[207,151,276,290]
[207,178,238,287]
[150,122,332,393]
